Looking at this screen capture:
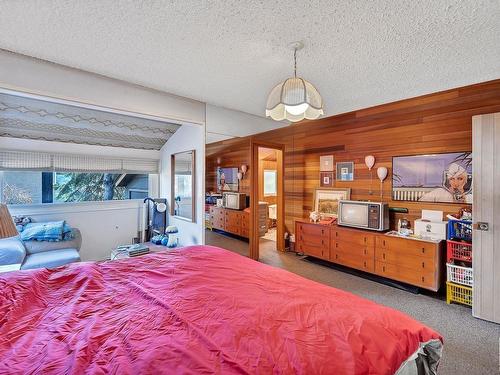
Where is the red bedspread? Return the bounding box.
[0,245,442,374]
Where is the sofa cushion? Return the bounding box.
[0,237,26,265]
[24,228,82,255]
[21,248,80,270]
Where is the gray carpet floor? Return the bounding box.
[206,230,499,375]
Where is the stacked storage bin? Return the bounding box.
[446,220,473,306]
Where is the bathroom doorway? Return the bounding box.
[250,141,284,260]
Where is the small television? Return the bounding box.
[338,200,389,231]
[216,167,239,192]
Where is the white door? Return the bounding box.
[472,112,500,323]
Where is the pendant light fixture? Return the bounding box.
[266,41,324,122]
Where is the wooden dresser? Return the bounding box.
[296,221,444,291]
[209,204,268,239]
[210,206,249,237]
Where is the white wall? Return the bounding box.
[9,200,144,261]
[205,103,287,143]
[0,49,205,125]
[160,124,205,246]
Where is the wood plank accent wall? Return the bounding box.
[207,80,500,234]
[206,137,251,194]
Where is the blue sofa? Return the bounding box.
[0,228,82,270]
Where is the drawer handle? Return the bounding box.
[363,261,367,267]
[364,237,367,243]
[336,232,338,237]
[321,229,324,235]
[299,225,302,230]
[422,248,425,254]
[422,262,425,269]
[421,276,425,282]
[383,253,386,260]
[321,240,324,245]
[364,249,367,255]
[336,243,338,248]
[335,254,338,260]
[383,240,386,246]
[382,266,386,272]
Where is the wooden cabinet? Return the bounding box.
[240,211,250,238]
[374,235,442,291]
[210,206,225,230]
[295,221,444,291]
[296,222,329,260]
[331,226,375,273]
[209,206,250,238]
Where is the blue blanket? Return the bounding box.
[20,221,73,242]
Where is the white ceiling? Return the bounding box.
[0,1,499,123]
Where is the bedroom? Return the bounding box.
[0,1,499,374]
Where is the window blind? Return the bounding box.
[0,151,159,173]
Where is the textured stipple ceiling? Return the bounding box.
[0,1,499,119]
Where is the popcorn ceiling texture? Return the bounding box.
[0,0,499,118]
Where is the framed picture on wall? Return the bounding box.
[336,161,354,181]
[320,155,334,171]
[392,152,472,203]
[216,167,239,192]
[320,172,334,187]
[313,188,351,218]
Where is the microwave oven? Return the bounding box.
[338,200,389,231]
[222,192,247,210]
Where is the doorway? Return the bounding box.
[250,141,284,260]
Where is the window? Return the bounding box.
[0,150,159,205]
[263,170,277,196]
[0,171,151,205]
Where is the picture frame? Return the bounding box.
[336,161,354,181]
[319,172,334,187]
[313,188,351,218]
[392,152,472,203]
[320,155,334,172]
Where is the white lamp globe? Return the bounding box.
[266,42,324,123]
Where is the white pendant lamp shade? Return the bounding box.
[266,77,324,122]
[266,42,324,122]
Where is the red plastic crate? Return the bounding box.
[447,240,472,263]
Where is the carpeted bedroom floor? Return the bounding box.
[205,230,499,375]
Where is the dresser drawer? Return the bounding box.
[334,241,374,259]
[298,232,329,248]
[332,228,375,247]
[297,242,328,260]
[240,228,249,238]
[225,223,240,235]
[376,236,437,259]
[296,223,329,237]
[375,261,436,289]
[331,250,374,273]
[375,248,435,271]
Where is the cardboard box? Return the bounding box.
[414,219,447,241]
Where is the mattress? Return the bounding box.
[0,245,442,374]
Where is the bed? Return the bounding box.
[0,245,442,374]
